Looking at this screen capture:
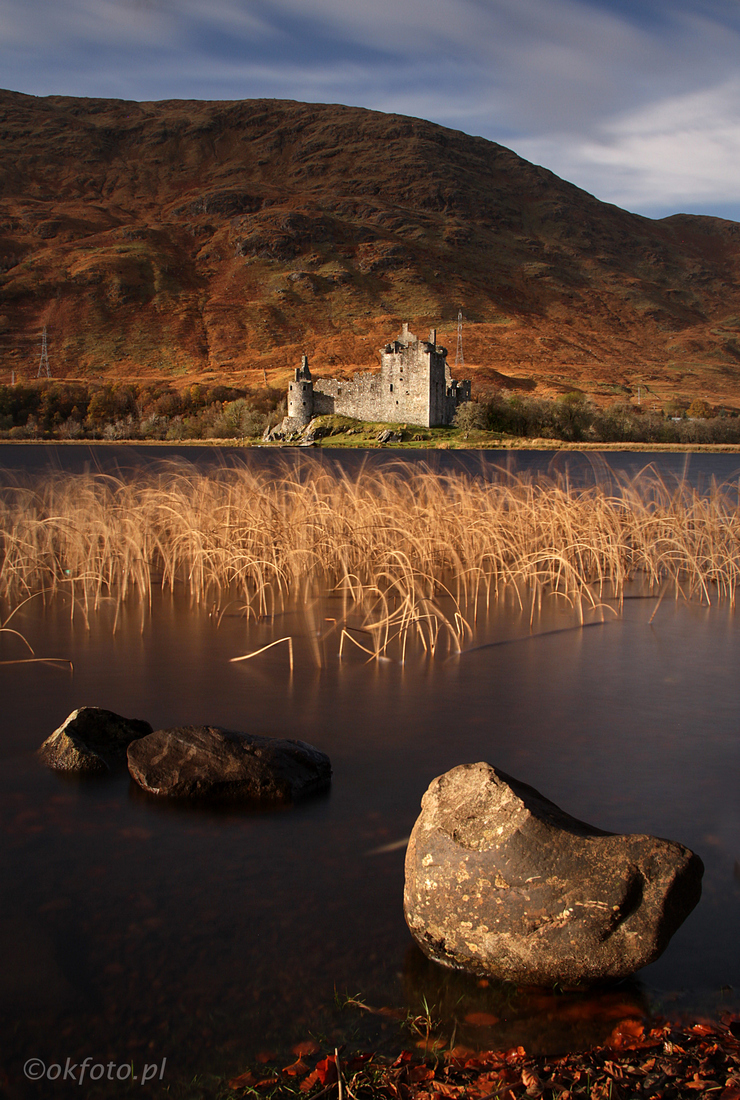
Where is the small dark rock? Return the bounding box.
[127,725,332,803]
[177,191,263,218]
[404,762,703,986]
[38,707,153,773]
[35,220,61,239]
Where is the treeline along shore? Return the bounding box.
[455,391,740,445]
[0,379,286,441]
[2,380,740,445]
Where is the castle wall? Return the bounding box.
[314,367,433,425]
[312,374,385,420]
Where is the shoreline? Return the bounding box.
[221,1015,740,1099]
[4,437,740,453]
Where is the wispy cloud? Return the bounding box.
[0,0,272,49]
[518,79,740,217]
[1,0,740,218]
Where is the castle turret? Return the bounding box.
[287,354,314,426]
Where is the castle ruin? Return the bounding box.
[282,324,471,432]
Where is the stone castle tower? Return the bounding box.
[280,324,470,433]
[287,354,314,427]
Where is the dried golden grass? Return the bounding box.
[1,458,738,660]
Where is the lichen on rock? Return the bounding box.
[127,725,332,804]
[404,762,703,986]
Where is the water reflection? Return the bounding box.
[403,947,650,1056]
[2,441,740,495]
[1,448,740,1093]
[126,772,333,815]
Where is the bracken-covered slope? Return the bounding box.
[2,89,740,406]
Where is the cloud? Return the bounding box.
[1,0,740,217]
[0,0,272,49]
[516,79,740,216]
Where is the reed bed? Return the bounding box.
[1,458,739,660]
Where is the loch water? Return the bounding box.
[1,445,739,1094]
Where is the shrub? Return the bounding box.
[0,383,41,426]
[222,398,266,438]
[593,402,641,442]
[85,384,137,430]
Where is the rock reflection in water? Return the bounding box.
[403,947,650,1055]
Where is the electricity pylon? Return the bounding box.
[37,325,51,379]
[454,309,464,370]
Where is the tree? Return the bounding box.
[687,398,713,419]
[453,400,489,435]
[553,391,593,441]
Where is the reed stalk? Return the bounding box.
[1,458,738,661]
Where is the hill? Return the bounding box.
[2,89,740,407]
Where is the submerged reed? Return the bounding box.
[1,458,738,659]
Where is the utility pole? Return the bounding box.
[454,309,464,370]
[37,325,51,379]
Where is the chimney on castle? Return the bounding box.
[429,328,437,347]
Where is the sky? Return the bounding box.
[2,0,740,221]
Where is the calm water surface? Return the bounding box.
[3,441,740,489]
[1,446,739,1094]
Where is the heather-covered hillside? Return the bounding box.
[2,90,740,406]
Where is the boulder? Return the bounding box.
[38,707,153,774]
[127,725,332,803]
[404,763,703,986]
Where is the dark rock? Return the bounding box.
[287,270,322,294]
[355,241,410,273]
[127,725,332,803]
[38,707,153,773]
[176,191,263,217]
[35,220,61,239]
[404,763,703,986]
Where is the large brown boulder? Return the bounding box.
[127,725,332,803]
[404,763,703,986]
[38,707,153,773]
